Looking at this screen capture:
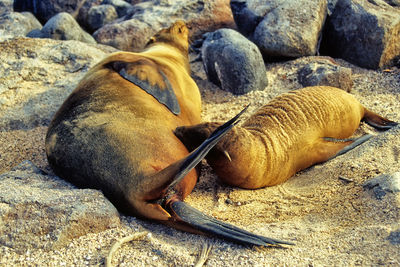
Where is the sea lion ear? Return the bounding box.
[178,24,186,33]
[171,20,187,34]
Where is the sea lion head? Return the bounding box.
[175,121,236,166]
[175,122,222,152]
[146,20,190,54]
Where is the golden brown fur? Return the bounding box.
[45,21,201,221]
[175,86,397,189]
[45,21,295,246]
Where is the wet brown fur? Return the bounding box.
[45,21,201,222]
[175,86,397,189]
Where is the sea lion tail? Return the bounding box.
[363,108,398,130]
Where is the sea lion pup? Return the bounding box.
[45,21,291,247]
[175,86,398,189]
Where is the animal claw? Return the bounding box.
[223,150,232,162]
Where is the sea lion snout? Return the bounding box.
[175,122,222,151]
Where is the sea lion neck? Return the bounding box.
[144,43,190,73]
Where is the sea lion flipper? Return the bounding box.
[321,134,373,162]
[169,201,294,247]
[165,105,249,191]
[143,106,247,197]
[362,109,398,130]
[112,60,181,115]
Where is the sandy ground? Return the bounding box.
[0,55,399,266]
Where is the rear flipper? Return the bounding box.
[363,109,398,130]
[168,201,294,247]
[308,135,374,167]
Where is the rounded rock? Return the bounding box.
[201,29,267,95]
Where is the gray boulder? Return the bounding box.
[383,0,400,6]
[87,4,118,32]
[202,29,267,95]
[0,160,120,253]
[103,0,133,17]
[27,12,96,44]
[0,37,116,130]
[75,0,104,32]
[0,12,42,41]
[323,0,400,69]
[94,0,235,51]
[298,61,353,92]
[0,0,12,15]
[13,0,83,24]
[231,0,327,58]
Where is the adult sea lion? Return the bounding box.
[45,21,290,246]
[175,86,398,189]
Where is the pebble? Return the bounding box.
[363,172,400,199]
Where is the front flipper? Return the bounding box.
[325,134,373,160]
[111,59,181,115]
[317,134,373,162]
[168,201,294,247]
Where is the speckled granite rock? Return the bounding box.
[202,28,267,95]
[0,160,120,253]
[323,0,400,69]
[0,37,116,130]
[231,0,327,58]
[93,0,235,51]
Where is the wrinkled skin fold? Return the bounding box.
[175,86,398,189]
